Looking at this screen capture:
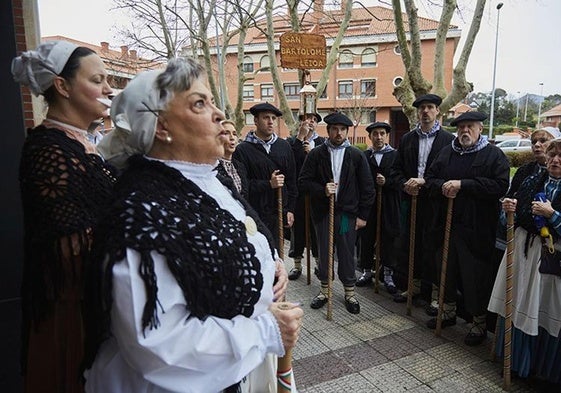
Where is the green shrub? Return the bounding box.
[354,143,368,151]
[504,150,534,167]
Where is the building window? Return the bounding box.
[338,50,353,68]
[394,45,402,55]
[393,76,403,87]
[243,84,254,101]
[369,110,377,123]
[284,83,300,100]
[244,111,254,125]
[361,109,376,124]
[243,56,254,73]
[361,48,376,66]
[261,84,274,100]
[338,80,353,98]
[312,83,327,99]
[260,55,270,70]
[360,79,376,97]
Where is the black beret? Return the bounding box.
[299,113,322,123]
[324,112,353,127]
[249,102,283,117]
[412,94,442,108]
[450,111,487,127]
[366,122,391,133]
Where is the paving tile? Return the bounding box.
[346,320,393,341]
[360,361,425,391]
[368,332,422,360]
[298,373,378,393]
[292,326,330,360]
[309,326,363,351]
[426,342,485,371]
[332,341,389,372]
[394,352,455,384]
[396,326,448,351]
[293,350,353,389]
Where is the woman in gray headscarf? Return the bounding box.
[84,57,302,393]
[12,41,116,393]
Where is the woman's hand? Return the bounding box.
[502,197,517,213]
[273,259,288,301]
[532,199,555,219]
[268,302,303,350]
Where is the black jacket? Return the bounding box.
[299,143,375,222]
[391,128,455,198]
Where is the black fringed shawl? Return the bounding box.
[86,155,275,389]
[19,125,116,324]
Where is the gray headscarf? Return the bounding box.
[11,40,78,96]
[97,70,162,169]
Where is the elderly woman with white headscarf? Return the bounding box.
[83,57,302,393]
[11,41,115,393]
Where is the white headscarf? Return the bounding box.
[97,70,163,170]
[11,40,78,96]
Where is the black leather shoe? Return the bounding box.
[288,268,301,280]
[345,297,360,314]
[426,316,457,329]
[464,328,487,346]
[356,274,373,287]
[310,295,328,309]
[425,303,438,317]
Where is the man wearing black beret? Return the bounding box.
[356,122,401,294]
[233,102,297,251]
[390,94,455,315]
[424,111,509,346]
[286,112,325,280]
[299,112,375,314]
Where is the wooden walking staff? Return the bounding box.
[327,191,335,321]
[502,210,515,390]
[277,187,285,260]
[305,195,312,285]
[406,196,418,316]
[435,197,454,337]
[275,186,293,392]
[374,184,383,294]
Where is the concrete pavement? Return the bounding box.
[285,260,545,392]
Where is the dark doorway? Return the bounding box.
[390,109,410,148]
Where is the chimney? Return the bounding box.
[120,45,128,58]
[129,49,137,60]
[100,41,109,52]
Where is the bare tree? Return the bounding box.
[392,0,487,124]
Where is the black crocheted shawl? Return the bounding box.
[86,155,275,371]
[19,125,116,325]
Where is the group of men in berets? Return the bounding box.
[230,94,508,346]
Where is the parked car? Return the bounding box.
[496,139,532,153]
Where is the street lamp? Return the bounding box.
[515,91,521,128]
[488,2,504,140]
[537,82,544,129]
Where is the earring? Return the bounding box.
[165,135,172,144]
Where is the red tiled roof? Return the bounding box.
[222,5,455,46]
[542,103,561,117]
[42,35,163,76]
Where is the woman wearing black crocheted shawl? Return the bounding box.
[12,41,116,392]
[83,57,302,393]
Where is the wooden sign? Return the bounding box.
[280,32,326,70]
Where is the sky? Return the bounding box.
[37,0,561,98]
